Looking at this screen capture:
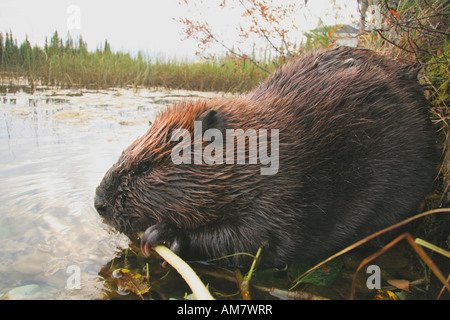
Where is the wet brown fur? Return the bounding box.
[95,47,438,267]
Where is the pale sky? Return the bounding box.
[0,0,359,59]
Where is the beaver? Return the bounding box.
[95,47,438,267]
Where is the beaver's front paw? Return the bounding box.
[140,223,186,258]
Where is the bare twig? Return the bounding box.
[290,209,450,290]
[349,232,450,299]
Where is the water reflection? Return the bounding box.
[0,85,221,299]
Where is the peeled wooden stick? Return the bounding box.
[153,245,214,300]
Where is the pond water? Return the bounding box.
[0,84,223,299]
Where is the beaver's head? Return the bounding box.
[94,99,265,236]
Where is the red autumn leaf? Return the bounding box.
[387,279,411,292]
[389,8,400,19]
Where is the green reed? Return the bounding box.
[0,31,273,93]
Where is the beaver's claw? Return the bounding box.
[140,223,184,258]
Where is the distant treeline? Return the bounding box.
[0,31,273,92]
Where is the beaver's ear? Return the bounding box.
[197,109,225,133]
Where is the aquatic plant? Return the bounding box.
[0,31,272,93]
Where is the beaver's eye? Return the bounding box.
[137,162,151,175]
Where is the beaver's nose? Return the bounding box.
[94,189,108,216]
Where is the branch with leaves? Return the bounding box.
[176,0,308,71]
